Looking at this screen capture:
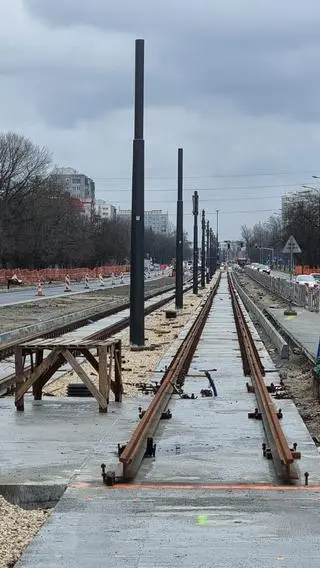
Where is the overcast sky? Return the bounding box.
[1,1,320,241]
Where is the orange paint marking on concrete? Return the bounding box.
[71,482,95,489]
[109,483,320,491]
[70,481,320,492]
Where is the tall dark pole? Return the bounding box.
[209,228,214,277]
[201,210,206,288]
[175,148,183,309]
[206,220,210,283]
[130,39,145,346]
[216,209,219,266]
[192,191,199,294]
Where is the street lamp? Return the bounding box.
[302,183,320,268]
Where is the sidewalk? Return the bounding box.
[267,306,319,363]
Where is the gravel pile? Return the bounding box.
[44,290,205,398]
[0,496,49,567]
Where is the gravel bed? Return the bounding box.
[0,496,49,567]
[236,271,320,443]
[43,289,205,398]
[0,277,175,334]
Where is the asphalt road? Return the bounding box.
[0,273,166,307]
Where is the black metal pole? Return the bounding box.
[201,210,206,288]
[130,39,145,346]
[216,209,219,266]
[209,228,214,277]
[206,220,210,283]
[192,191,199,294]
[175,148,184,309]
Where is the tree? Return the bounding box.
[0,132,51,204]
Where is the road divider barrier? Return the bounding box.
[244,267,320,313]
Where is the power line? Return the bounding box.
[116,208,281,216]
[94,182,307,192]
[108,195,284,205]
[92,169,317,181]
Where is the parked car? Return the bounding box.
[258,264,271,275]
[295,275,319,289]
[310,273,320,283]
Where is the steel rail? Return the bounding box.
[0,279,195,395]
[228,272,298,481]
[119,273,221,482]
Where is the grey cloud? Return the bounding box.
[1,0,320,240]
[21,0,320,124]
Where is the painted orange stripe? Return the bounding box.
[114,483,320,491]
[71,482,320,491]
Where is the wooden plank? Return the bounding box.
[15,346,25,411]
[114,340,123,403]
[33,350,44,400]
[22,339,49,348]
[98,346,109,413]
[38,354,65,394]
[81,348,117,396]
[16,349,62,401]
[81,349,98,373]
[62,349,108,410]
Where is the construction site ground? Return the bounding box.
[0,276,174,335]
[8,274,320,568]
[0,288,203,566]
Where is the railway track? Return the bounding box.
[0,278,194,394]
[106,269,303,485]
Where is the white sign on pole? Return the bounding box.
[282,235,302,254]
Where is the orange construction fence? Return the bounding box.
[295,265,320,275]
[0,265,130,285]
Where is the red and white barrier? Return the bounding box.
[64,274,71,292]
[36,281,44,297]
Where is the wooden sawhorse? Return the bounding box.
[14,338,122,413]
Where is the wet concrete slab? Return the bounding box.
[16,485,320,567]
[0,396,149,488]
[267,307,319,362]
[137,276,276,485]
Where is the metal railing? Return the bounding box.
[244,267,320,312]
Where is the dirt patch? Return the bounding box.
[0,277,175,334]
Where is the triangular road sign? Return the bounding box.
[282,235,302,254]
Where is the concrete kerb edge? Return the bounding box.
[0,483,67,509]
[232,272,289,359]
